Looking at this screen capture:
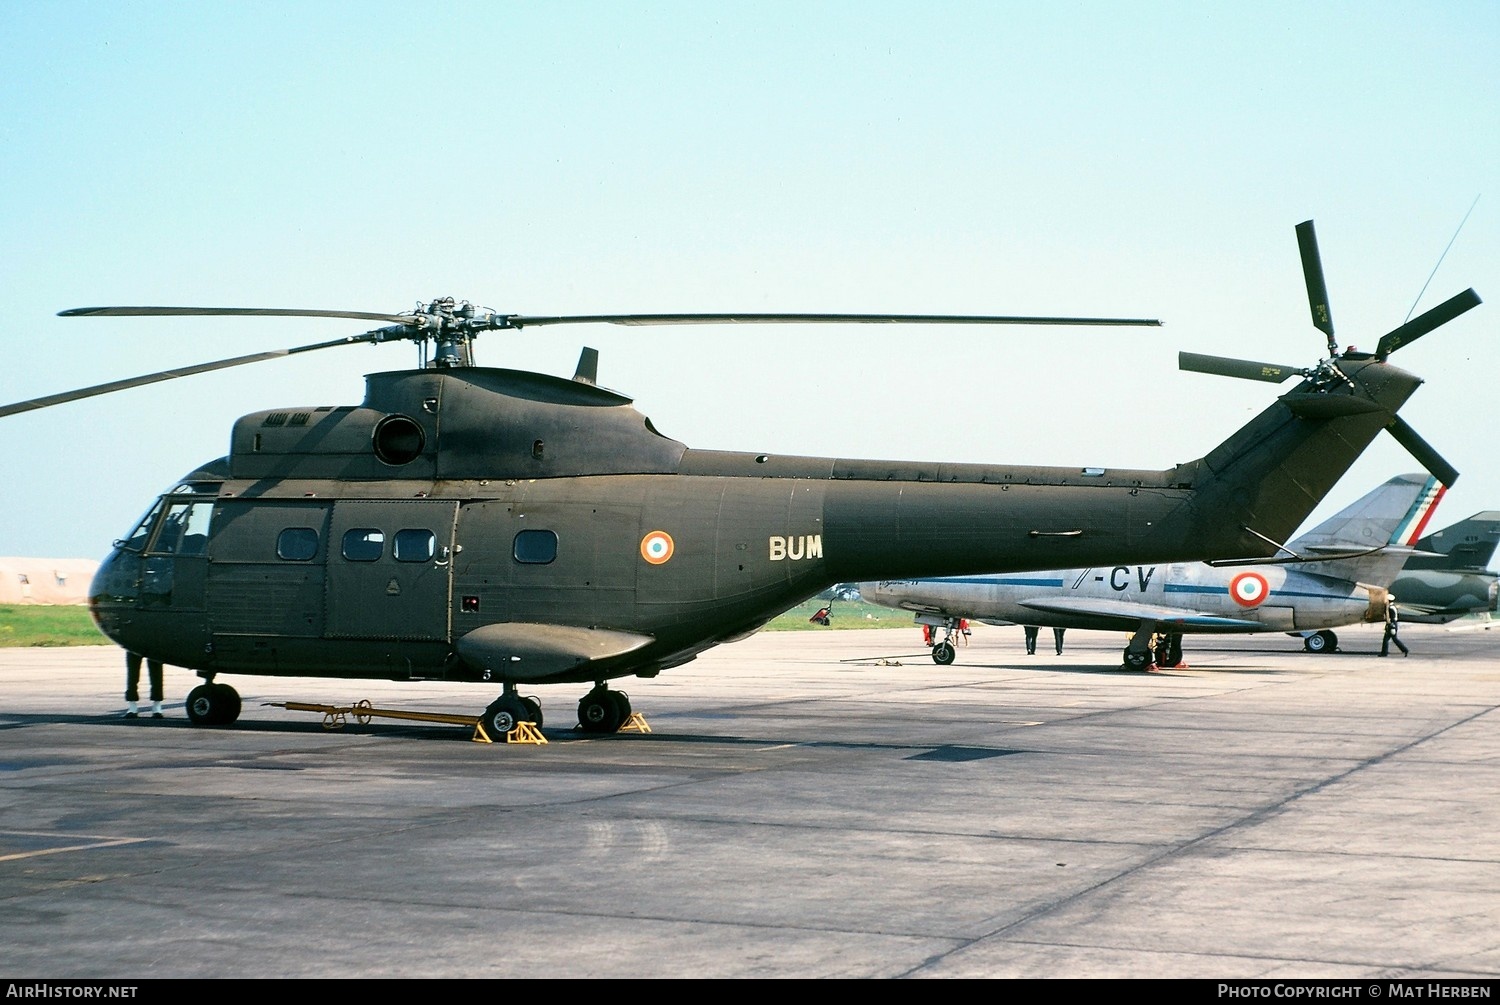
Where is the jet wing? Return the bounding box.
[1016,596,1266,632]
[457,623,656,682]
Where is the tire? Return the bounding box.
[578,690,624,733]
[521,696,544,729]
[186,683,240,726]
[1303,630,1337,654]
[481,696,530,741]
[931,641,956,666]
[1123,649,1151,671]
[212,683,242,725]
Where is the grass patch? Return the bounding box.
[0,597,912,647]
[0,605,109,647]
[765,597,916,631]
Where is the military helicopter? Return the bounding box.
[0,221,1480,740]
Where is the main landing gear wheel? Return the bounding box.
[1303,630,1338,654]
[1122,649,1152,671]
[931,641,957,666]
[578,687,630,733]
[481,695,533,741]
[1154,634,1184,668]
[186,682,241,726]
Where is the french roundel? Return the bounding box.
[1229,571,1270,607]
[640,531,675,565]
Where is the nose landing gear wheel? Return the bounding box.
[186,682,242,726]
[931,641,956,666]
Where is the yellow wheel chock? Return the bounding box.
[272,700,547,745]
[618,712,651,733]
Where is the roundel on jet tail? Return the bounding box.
[640,530,675,565]
[1229,571,1270,607]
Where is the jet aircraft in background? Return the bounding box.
[1389,511,1500,624]
[859,474,1444,670]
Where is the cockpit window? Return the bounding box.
[117,500,165,553]
[150,500,214,555]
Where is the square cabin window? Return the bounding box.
[342,528,385,562]
[394,529,436,562]
[513,529,558,564]
[277,527,319,561]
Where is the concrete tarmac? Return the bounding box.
[1,620,1497,979]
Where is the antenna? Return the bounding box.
[1406,194,1480,323]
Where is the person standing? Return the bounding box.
[1380,604,1409,657]
[1052,627,1066,655]
[1023,625,1039,655]
[124,651,165,718]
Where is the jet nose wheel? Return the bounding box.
[931,641,957,666]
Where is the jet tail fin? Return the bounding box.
[1278,474,1446,584]
[1403,512,1500,572]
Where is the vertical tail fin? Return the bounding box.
[1404,512,1500,571]
[1290,474,1443,552]
[1288,474,1446,587]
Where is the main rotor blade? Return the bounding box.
[1375,288,1482,360]
[59,306,417,324]
[1179,351,1305,383]
[1296,220,1336,354]
[1387,416,1459,488]
[0,335,372,419]
[505,312,1163,328]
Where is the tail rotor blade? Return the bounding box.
[1376,288,1482,360]
[1296,220,1337,355]
[1179,351,1305,383]
[1387,416,1460,488]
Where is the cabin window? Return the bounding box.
[277,528,320,561]
[394,529,436,563]
[342,528,385,562]
[513,529,558,564]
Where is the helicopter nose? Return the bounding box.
[87,546,141,646]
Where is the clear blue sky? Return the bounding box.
[2,2,1496,561]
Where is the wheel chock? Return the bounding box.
[507,721,547,745]
[619,712,651,733]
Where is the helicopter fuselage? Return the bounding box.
[88,361,1362,689]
